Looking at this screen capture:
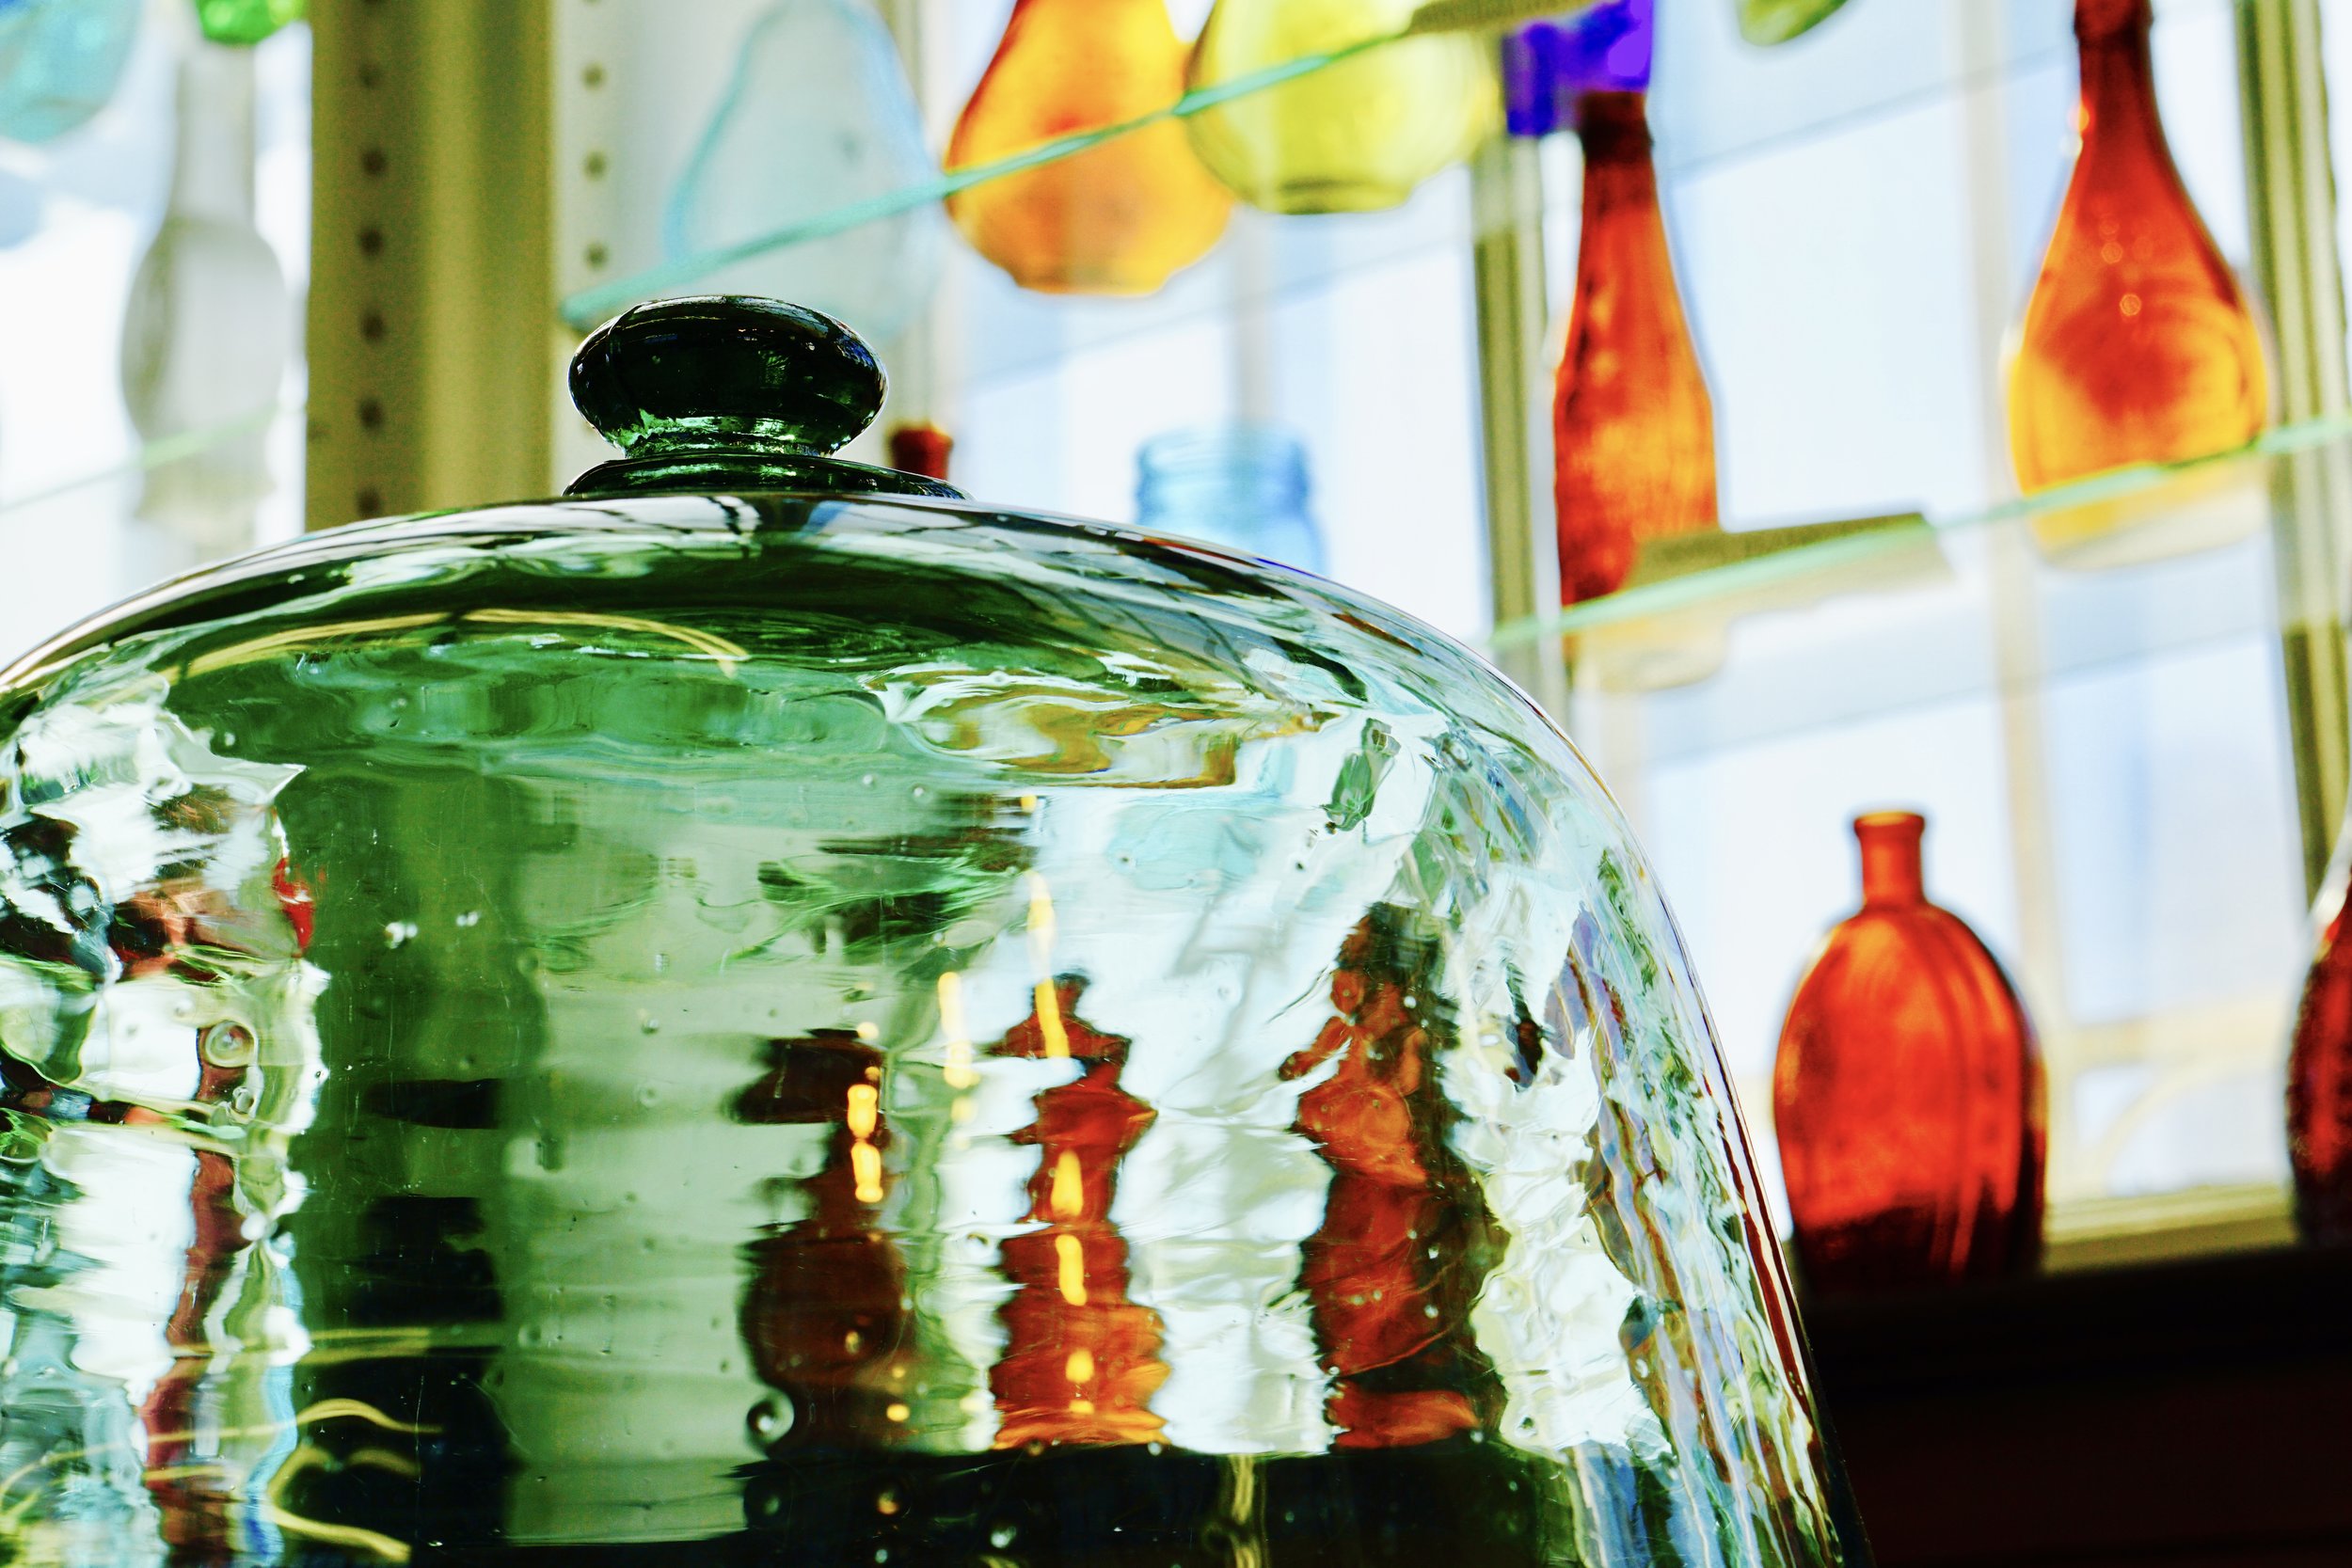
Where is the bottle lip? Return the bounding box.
[1851,810,1926,837]
[1136,424,1311,504]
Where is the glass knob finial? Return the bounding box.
[571,294,885,459]
[564,294,959,499]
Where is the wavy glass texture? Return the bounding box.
[946,0,1232,296]
[1772,814,2046,1294]
[0,497,1837,1564]
[2005,0,2265,501]
[1184,0,1496,214]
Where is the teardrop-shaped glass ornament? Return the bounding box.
[666,0,944,343]
[1773,813,2047,1294]
[2006,0,2265,495]
[2289,823,2352,1244]
[0,0,140,144]
[1552,89,1715,605]
[119,40,291,560]
[946,0,1230,295]
[1135,424,1327,574]
[193,0,303,47]
[1735,0,1847,47]
[1184,0,1496,214]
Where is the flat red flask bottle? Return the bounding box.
[2006,0,2265,492]
[1552,90,1717,606]
[2289,848,2352,1243]
[1772,813,2046,1293]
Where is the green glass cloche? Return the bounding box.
[0,297,1850,1566]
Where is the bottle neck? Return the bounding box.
[1574,90,1661,210]
[1853,813,1927,908]
[2074,0,2165,159]
[169,44,258,222]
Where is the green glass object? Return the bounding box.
[193,0,304,47]
[1735,0,1848,46]
[0,296,1849,1565]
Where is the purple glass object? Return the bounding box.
[1503,0,1653,137]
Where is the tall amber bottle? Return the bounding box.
[946,0,1232,295]
[2006,0,2265,492]
[1772,813,2046,1294]
[1552,90,1716,605]
[2288,841,2352,1243]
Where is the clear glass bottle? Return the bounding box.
[0,0,140,143]
[666,0,944,343]
[119,37,291,562]
[1552,89,1717,605]
[1184,0,1496,214]
[946,0,1231,295]
[2006,0,2266,495]
[1135,424,1327,574]
[1774,813,2047,1294]
[0,294,1853,1565]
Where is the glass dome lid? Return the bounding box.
[0,298,1847,1566]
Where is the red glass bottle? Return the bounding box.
[887,421,954,483]
[989,977,1168,1447]
[1552,89,1717,606]
[2006,0,2265,493]
[1772,813,2046,1293]
[2288,849,2352,1243]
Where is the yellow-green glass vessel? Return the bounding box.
[1184,0,1497,214]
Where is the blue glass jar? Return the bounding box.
[1135,423,1328,575]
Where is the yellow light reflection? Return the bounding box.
[939,972,977,1088]
[847,1083,883,1204]
[1050,1150,1084,1219]
[1065,1347,1096,1385]
[1055,1231,1088,1307]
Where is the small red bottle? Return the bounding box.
[1552,89,1717,605]
[2289,852,2352,1243]
[1772,813,2046,1293]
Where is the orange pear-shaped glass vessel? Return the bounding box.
[1552,90,1717,606]
[946,0,1232,295]
[2006,0,2265,492]
[2288,841,2352,1243]
[1772,813,2046,1294]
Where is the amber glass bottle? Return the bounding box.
[2289,852,2352,1243]
[1773,813,2046,1294]
[946,0,1231,294]
[1552,90,1716,605]
[2007,0,2265,493]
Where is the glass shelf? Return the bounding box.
[555,0,1570,331]
[1484,413,2352,758]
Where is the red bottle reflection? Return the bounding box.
[738,1029,912,1445]
[990,976,1168,1447]
[1552,89,1717,605]
[1772,813,2045,1292]
[2006,0,2265,492]
[1283,913,1494,1447]
[2289,854,2352,1243]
